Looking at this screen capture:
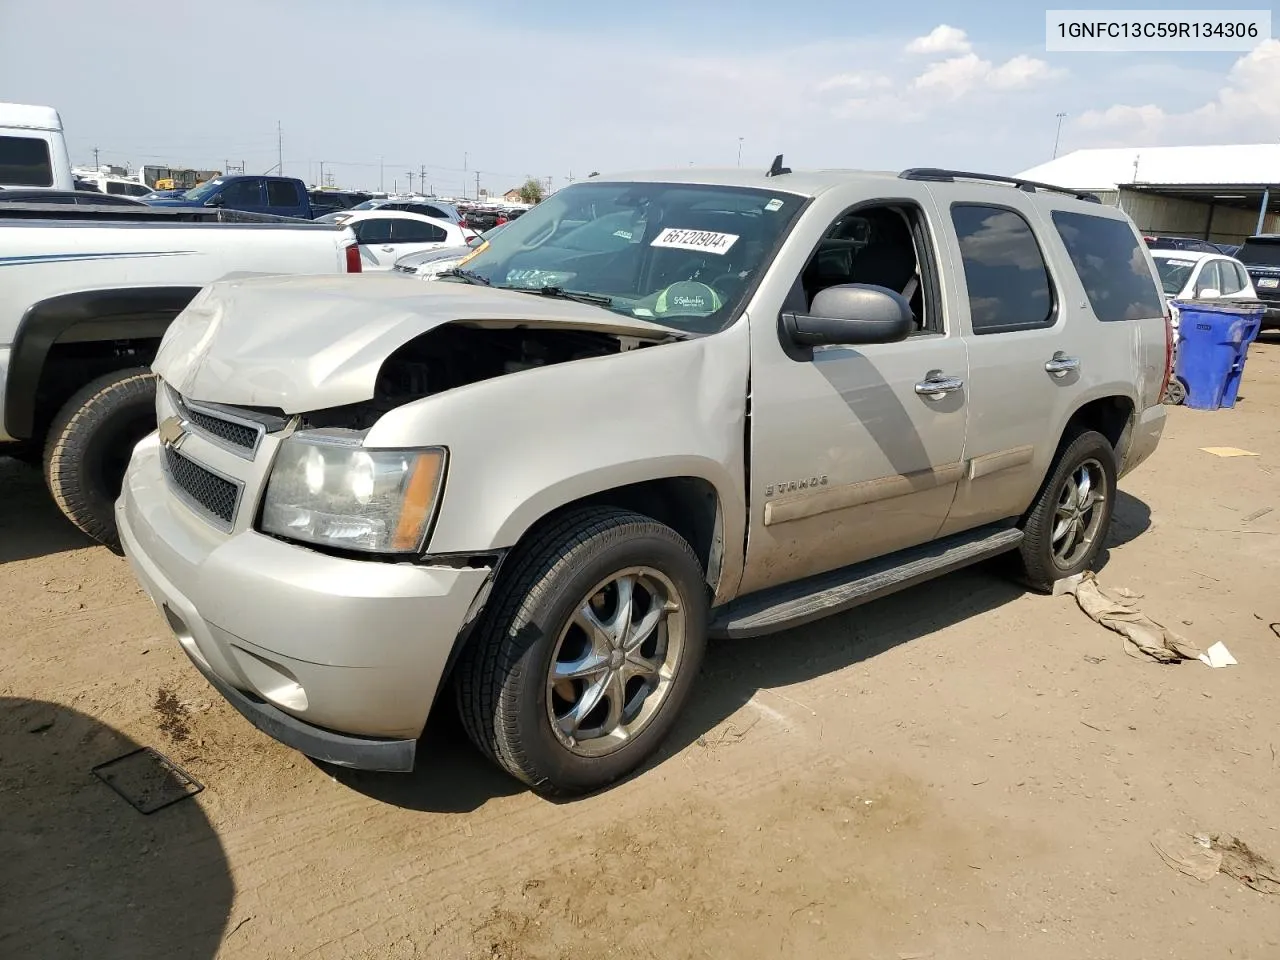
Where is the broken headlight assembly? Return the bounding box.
[260,431,447,554]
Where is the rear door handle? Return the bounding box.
[915,375,964,399]
[1045,355,1080,377]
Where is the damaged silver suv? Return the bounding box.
[117,163,1172,795]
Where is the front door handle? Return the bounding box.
[915,375,965,399]
[381,245,396,252]
[1045,355,1080,377]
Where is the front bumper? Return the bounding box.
[117,433,492,771]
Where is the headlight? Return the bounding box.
[261,433,446,554]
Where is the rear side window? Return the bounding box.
[1050,211,1165,321]
[951,204,1054,334]
[1239,240,1280,267]
[267,180,301,206]
[391,219,448,243]
[0,135,54,187]
[1217,260,1244,295]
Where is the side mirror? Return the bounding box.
[1197,287,1221,300]
[782,284,914,347]
[204,194,224,207]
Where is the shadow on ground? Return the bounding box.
[0,457,91,564]
[322,703,524,813]
[0,697,232,959]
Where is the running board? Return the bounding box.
[709,524,1024,639]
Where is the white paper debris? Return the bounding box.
[1199,641,1237,669]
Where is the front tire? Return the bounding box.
[1017,429,1117,591]
[455,507,709,796]
[43,368,158,549]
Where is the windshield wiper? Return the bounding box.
[528,286,613,307]
[437,268,490,285]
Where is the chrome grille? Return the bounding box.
[163,445,240,528]
[185,407,260,452]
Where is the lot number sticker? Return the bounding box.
[651,227,739,255]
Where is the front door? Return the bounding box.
[739,185,970,597]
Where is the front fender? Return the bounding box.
[365,320,751,578]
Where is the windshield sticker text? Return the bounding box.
[651,228,739,255]
[765,199,785,212]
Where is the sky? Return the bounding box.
[1,0,1277,195]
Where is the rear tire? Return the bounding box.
[455,507,709,796]
[1017,429,1117,591]
[43,368,158,549]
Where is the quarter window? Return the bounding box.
[0,135,54,187]
[951,205,1054,333]
[1050,210,1165,321]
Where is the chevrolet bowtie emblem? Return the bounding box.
[157,415,185,448]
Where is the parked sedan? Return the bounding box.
[343,211,471,271]
[1151,250,1257,328]
[391,225,505,278]
[316,197,463,227]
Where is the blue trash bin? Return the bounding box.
[1171,299,1266,410]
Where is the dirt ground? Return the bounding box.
[4,339,1280,960]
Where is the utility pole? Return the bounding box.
[93,146,100,169]
[318,160,324,187]
[738,137,744,167]
[475,171,480,199]
[463,152,468,199]
[406,170,415,193]
[420,165,427,194]
[379,156,384,192]
[567,170,574,184]
[277,120,283,175]
[1052,112,1067,160]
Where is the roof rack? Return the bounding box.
[899,168,1101,204]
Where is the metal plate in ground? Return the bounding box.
[92,747,204,814]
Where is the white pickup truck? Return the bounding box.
[0,213,362,546]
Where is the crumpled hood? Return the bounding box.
[153,273,685,412]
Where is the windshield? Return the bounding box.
[451,181,805,332]
[181,179,224,202]
[1154,256,1196,295]
[1239,239,1280,267]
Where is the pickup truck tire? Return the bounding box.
[43,368,158,549]
[1017,429,1117,591]
[455,506,709,796]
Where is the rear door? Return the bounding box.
[941,198,1166,536]
[931,193,1076,535]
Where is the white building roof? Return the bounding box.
[1017,144,1280,191]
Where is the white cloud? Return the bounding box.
[1076,39,1280,143]
[906,25,972,56]
[815,73,892,93]
[912,53,1060,99]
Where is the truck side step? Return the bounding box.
[708,523,1024,639]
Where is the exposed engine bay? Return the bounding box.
[301,321,668,431]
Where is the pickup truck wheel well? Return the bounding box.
[5,287,200,441]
